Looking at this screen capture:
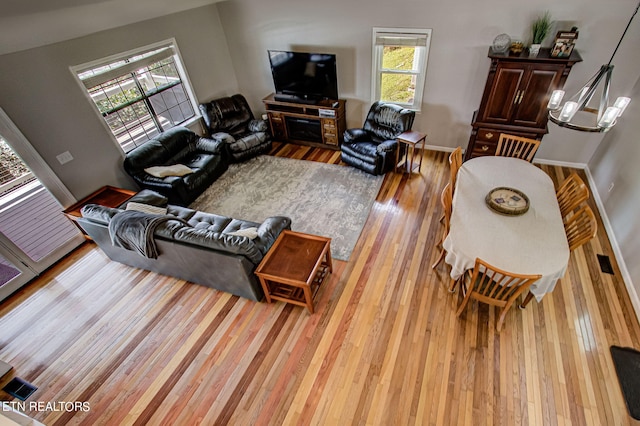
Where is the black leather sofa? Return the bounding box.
[123,126,228,206]
[340,102,415,175]
[77,191,291,302]
[199,94,272,162]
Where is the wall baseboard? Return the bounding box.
[584,167,640,325]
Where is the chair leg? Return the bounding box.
[519,292,535,309]
[448,276,459,293]
[431,248,445,269]
[456,283,472,317]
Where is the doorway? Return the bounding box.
[0,112,84,301]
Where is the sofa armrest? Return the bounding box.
[376,139,398,153]
[248,119,268,133]
[195,136,227,154]
[120,189,168,209]
[254,216,292,254]
[80,204,122,225]
[343,128,369,144]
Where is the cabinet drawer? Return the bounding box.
[324,135,338,146]
[477,129,500,142]
[472,140,498,156]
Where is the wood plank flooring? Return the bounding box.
[1,143,640,425]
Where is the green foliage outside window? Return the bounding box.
[380,46,416,103]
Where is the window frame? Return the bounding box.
[70,38,200,154]
[371,27,432,112]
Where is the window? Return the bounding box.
[0,136,35,196]
[371,28,432,111]
[73,41,196,152]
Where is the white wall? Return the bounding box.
[589,75,640,312]
[0,4,237,200]
[217,0,640,164]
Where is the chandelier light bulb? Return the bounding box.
[558,101,578,122]
[547,90,565,110]
[598,106,621,128]
[613,97,631,116]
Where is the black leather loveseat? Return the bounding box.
[123,126,228,206]
[77,191,291,301]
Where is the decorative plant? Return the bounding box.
[532,11,552,44]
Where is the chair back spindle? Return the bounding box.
[496,134,540,162]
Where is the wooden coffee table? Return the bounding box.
[255,230,332,314]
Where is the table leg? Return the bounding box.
[303,285,314,314]
[258,277,273,303]
[519,292,535,309]
[418,138,425,172]
[325,249,333,273]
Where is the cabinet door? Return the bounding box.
[477,63,525,124]
[512,64,564,127]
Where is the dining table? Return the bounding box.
[442,156,570,306]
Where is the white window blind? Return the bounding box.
[79,47,176,90]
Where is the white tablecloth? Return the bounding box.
[443,156,570,302]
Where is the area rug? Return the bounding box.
[190,155,384,261]
[610,345,640,420]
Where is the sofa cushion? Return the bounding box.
[226,227,259,240]
[341,142,378,165]
[187,211,233,232]
[144,164,194,178]
[166,205,197,221]
[125,202,168,216]
[173,227,263,264]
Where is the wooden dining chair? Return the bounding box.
[449,146,463,194]
[556,172,590,219]
[456,258,541,332]
[438,147,462,225]
[495,134,541,162]
[432,183,452,270]
[564,205,598,251]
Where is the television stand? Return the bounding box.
[263,93,346,150]
[274,94,318,105]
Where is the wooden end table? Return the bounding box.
[395,130,427,174]
[255,230,332,314]
[63,185,136,238]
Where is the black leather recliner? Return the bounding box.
[199,94,272,163]
[123,126,228,206]
[341,102,416,175]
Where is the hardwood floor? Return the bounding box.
[1,143,639,425]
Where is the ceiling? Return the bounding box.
[0,0,223,55]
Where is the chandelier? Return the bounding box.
[548,1,639,132]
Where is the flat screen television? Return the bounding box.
[268,50,338,104]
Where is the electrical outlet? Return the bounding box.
[56,151,73,165]
[608,182,615,192]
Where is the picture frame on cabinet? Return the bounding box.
[551,29,578,58]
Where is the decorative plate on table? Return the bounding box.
[485,187,530,216]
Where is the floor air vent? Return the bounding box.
[597,254,615,275]
[2,377,37,401]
